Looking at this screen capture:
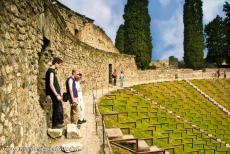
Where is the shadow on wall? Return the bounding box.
[37,37,53,128]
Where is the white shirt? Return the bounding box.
[75,80,83,99]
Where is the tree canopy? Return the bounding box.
[183,0,204,69]
[116,0,152,70]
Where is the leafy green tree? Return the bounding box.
[205,15,227,66]
[115,24,125,53]
[183,0,204,69]
[123,0,152,69]
[223,1,230,64]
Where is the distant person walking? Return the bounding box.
[112,69,118,88]
[119,71,125,88]
[45,57,64,128]
[217,69,220,78]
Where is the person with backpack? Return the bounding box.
[66,69,80,124]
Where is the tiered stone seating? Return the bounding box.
[99,84,230,153]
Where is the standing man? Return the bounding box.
[45,57,64,129]
[66,69,80,124]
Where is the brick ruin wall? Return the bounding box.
[57,2,120,54]
[0,0,230,151]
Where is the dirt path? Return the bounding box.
[50,87,115,154]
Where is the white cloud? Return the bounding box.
[155,0,226,60]
[155,8,184,60]
[202,0,226,24]
[58,0,127,42]
[158,0,171,6]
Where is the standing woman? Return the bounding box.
[119,71,125,88]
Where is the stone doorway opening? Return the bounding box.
[109,64,112,84]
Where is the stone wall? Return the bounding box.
[134,68,230,86]
[77,23,120,53]
[0,0,48,150]
[56,1,93,37]
[56,1,119,54]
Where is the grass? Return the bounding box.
[133,80,230,143]
[191,79,230,111]
[98,83,230,154]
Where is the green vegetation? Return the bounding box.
[121,0,152,69]
[115,24,125,53]
[99,81,230,154]
[223,2,230,64]
[133,81,230,143]
[191,79,230,111]
[205,16,227,66]
[183,0,204,69]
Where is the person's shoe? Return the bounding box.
[53,123,65,129]
[77,119,86,124]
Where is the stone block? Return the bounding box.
[66,124,81,139]
[138,140,150,152]
[47,128,63,139]
[120,135,135,144]
[61,142,82,152]
[105,128,123,140]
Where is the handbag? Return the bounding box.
[63,92,69,102]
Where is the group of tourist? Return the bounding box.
[45,58,125,129]
[45,57,86,129]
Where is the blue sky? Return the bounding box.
[58,0,228,60]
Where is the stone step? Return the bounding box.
[47,128,63,139]
[138,140,150,152]
[67,124,81,139]
[120,135,136,144]
[106,128,123,140]
[150,146,168,154]
[61,142,82,153]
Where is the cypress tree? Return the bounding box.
[223,2,230,64]
[183,0,204,69]
[205,15,227,66]
[123,0,152,69]
[115,24,125,53]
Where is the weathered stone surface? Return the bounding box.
[138,140,150,152]
[105,128,123,139]
[61,142,82,153]
[0,76,4,87]
[47,128,63,138]
[66,124,81,139]
[0,123,3,134]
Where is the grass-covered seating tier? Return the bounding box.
[133,80,230,145]
[99,88,230,154]
[191,79,230,111]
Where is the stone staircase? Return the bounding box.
[106,128,168,153]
